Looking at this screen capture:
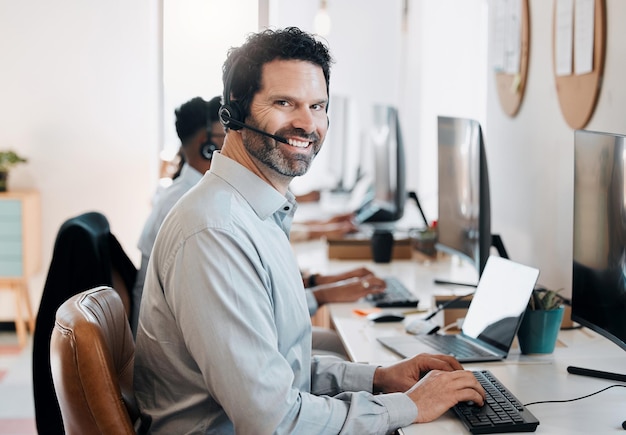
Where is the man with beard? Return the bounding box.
[134,27,484,434]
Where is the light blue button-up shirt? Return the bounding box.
[131,163,204,332]
[134,152,417,434]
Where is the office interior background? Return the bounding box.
[0,0,624,321]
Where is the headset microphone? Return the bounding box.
[219,106,289,144]
[220,54,290,145]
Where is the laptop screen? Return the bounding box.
[461,257,540,352]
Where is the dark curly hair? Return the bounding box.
[174,96,222,145]
[222,27,333,123]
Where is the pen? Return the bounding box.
[402,308,428,315]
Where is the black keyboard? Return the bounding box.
[365,277,419,308]
[452,370,539,434]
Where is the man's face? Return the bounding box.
[242,59,329,178]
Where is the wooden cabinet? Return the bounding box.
[0,191,40,347]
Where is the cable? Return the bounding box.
[433,279,477,287]
[405,291,475,336]
[440,317,465,333]
[424,291,475,320]
[523,384,626,407]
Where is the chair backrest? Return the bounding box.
[50,286,144,435]
[33,212,137,434]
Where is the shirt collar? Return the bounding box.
[210,152,296,220]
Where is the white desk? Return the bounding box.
[330,302,626,434]
[295,240,626,434]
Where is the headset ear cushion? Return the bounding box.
[219,102,244,131]
[200,141,218,160]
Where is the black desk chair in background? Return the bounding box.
[32,212,137,435]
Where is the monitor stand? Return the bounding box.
[567,366,626,383]
[491,234,509,259]
[407,191,429,228]
[433,234,509,287]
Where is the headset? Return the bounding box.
[218,54,330,143]
[218,56,290,144]
[199,134,219,161]
[218,55,254,132]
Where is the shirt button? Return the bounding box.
[283,206,290,211]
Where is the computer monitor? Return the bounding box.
[436,116,492,277]
[325,95,361,193]
[571,130,626,376]
[353,104,407,226]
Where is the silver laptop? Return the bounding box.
[377,256,540,362]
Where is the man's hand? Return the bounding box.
[312,274,386,305]
[372,353,485,423]
[407,370,485,423]
[304,212,359,240]
[315,267,377,286]
[373,353,464,393]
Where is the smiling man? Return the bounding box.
[134,27,484,434]
[223,58,327,188]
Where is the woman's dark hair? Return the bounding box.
[172,95,221,179]
[222,27,333,121]
[175,96,221,145]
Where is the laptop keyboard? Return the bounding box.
[365,277,419,308]
[415,334,494,359]
[452,370,540,434]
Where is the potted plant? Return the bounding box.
[0,150,28,192]
[517,287,567,354]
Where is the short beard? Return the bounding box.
[243,123,321,178]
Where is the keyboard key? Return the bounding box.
[416,334,494,358]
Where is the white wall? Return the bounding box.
[0,1,161,318]
[486,0,626,293]
[162,0,258,159]
[408,0,488,221]
[2,0,624,320]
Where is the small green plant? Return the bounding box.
[0,150,27,172]
[528,287,566,311]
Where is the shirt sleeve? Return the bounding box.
[165,226,416,434]
[311,356,417,431]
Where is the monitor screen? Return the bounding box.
[572,129,626,351]
[326,95,361,193]
[353,104,406,225]
[436,116,491,276]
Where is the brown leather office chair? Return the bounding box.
[50,286,148,434]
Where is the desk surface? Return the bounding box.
[330,302,626,434]
[295,240,626,434]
